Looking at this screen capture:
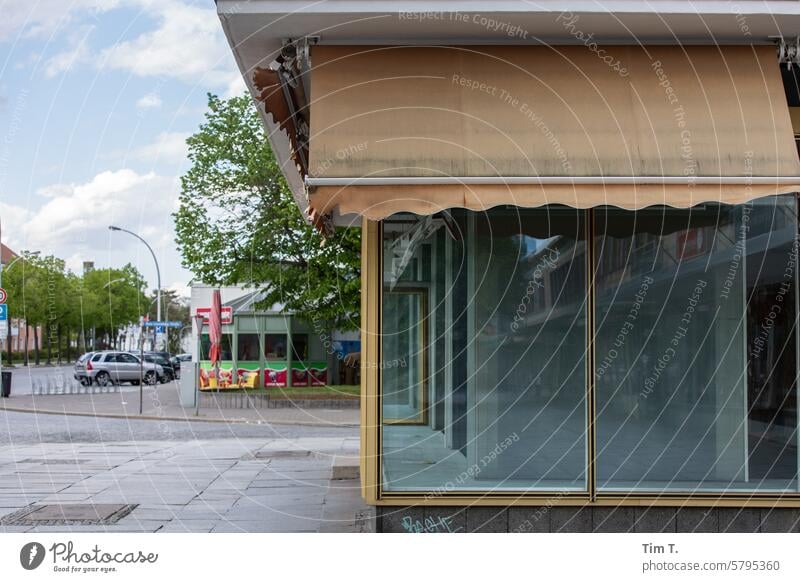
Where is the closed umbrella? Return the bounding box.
[209,289,222,388]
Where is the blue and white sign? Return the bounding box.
[144,321,182,329]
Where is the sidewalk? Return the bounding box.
[0,437,371,533]
[0,382,359,427]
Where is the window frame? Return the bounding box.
[363,204,800,507]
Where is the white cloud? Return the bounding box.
[43,26,94,77]
[0,0,118,41]
[4,168,190,291]
[136,92,162,109]
[99,2,239,88]
[131,131,190,164]
[168,281,190,299]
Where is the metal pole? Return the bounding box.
[194,361,200,417]
[139,318,144,415]
[194,319,203,417]
[108,226,161,349]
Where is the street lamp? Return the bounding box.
[108,226,161,350]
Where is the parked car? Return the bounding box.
[74,351,163,386]
[169,356,182,379]
[73,352,96,386]
[140,352,177,383]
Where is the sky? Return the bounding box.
[0,0,246,298]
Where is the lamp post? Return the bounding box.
[192,313,205,417]
[108,226,161,350]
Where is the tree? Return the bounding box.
[81,265,147,350]
[174,94,361,332]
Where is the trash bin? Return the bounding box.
[1,371,11,398]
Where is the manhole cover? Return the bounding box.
[0,504,137,526]
[245,450,311,460]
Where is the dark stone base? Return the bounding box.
[376,506,800,533]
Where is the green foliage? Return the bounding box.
[2,253,150,362]
[174,94,361,331]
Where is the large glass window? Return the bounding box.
[237,333,259,361]
[200,333,232,360]
[290,334,308,362]
[379,195,799,495]
[381,208,588,492]
[596,196,798,492]
[264,334,287,359]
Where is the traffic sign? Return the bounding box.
[0,288,7,304]
[144,321,183,329]
[0,305,7,321]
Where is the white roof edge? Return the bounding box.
[217,1,800,17]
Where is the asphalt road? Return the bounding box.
[3,364,80,395]
[5,364,158,395]
[0,410,358,444]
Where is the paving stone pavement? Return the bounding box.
[0,437,372,533]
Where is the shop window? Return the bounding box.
[200,333,233,360]
[291,334,308,362]
[596,196,798,492]
[264,334,287,359]
[237,333,259,361]
[381,208,588,492]
[377,195,800,495]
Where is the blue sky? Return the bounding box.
[0,0,245,297]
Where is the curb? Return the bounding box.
[0,405,359,428]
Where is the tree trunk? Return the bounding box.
[46,326,52,365]
[33,326,40,366]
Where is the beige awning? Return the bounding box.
[307,45,800,219]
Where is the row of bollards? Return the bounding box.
[31,375,120,396]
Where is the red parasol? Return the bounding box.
[208,289,222,366]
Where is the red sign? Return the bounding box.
[196,306,233,325]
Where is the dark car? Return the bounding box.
[143,353,176,382]
[169,356,182,379]
[127,351,177,382]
